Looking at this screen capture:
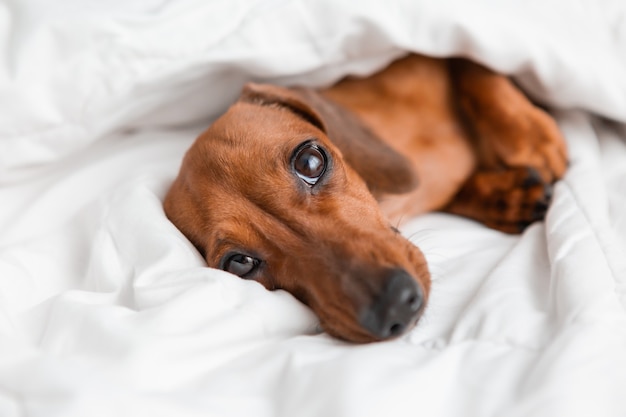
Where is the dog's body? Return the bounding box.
[164,54,567,343]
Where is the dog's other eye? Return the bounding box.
[223,254,261,278]
[293,143,327,185]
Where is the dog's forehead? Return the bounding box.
[211,102,327,148]
[187,102,338,197]
[191,101,337,182]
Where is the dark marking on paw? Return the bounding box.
[517,220,532,233]
[543,183,554,202]
[532,200,548,221]
[495,197,508,211]
[522,167,543,189]
[532,183,554,221]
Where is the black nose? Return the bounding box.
[359,269,424,340]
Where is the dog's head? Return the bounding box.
[164,83,430,343]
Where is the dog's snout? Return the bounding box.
[359,269,423,340]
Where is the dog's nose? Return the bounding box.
[359,269,423,340]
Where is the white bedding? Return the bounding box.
[1,0,626,416]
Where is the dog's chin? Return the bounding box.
[323,323,415,344]
[321,322,382,344]
[319,315,419,344]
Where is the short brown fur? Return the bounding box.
[164,54,567,343]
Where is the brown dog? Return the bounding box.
[164,54,567,343]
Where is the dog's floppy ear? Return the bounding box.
[240,83,418,195]
[240,83,327,134]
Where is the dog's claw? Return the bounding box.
[522,167,543,189]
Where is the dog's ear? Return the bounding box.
[240,83,418,195]
[240,83,327,134]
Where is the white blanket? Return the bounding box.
[1,1,626,416]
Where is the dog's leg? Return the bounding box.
[444,59,568,233]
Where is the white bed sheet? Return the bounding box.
[1,1,626,416]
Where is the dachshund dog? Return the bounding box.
[164,54,567,343]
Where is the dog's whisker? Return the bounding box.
[404,228,436,245]
[394,213,407,230]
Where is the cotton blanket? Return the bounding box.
[1,1,626,416]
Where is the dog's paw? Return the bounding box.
[487,106,568,184]
[452,64,568,183]
[445,166,553,234]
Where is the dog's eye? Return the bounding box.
[223,254,261,278]
[293,143,327,185]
